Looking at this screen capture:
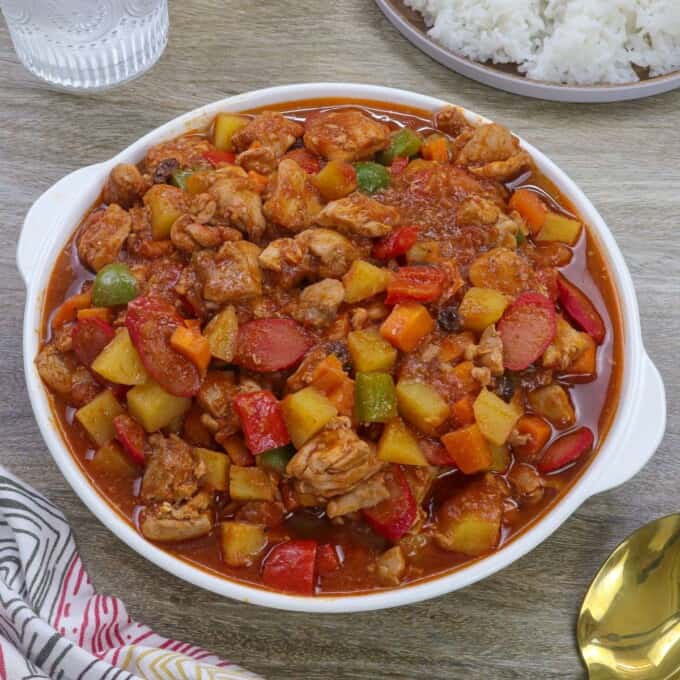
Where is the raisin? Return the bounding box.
[437,306,460,332]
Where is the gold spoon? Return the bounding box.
[577,514,680,679]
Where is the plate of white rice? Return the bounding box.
[375,0,680,102]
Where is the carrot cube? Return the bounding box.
[380,302,434,352]
[421,135,449,162]
[452,360,480,395]
[439,331,475,362]
[451,395,476,427]
[513,415,552,461]
[509,188,548,234]
[77,307,113,323]
[170,326,211,373]
[441,424,493,474]
[51,291,92,329]
[312,355,347,393]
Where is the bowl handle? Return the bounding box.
[16,164,103,286]
[589,352,666,495]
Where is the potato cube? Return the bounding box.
[213,113,249,152]
[473,389,522,446]
[126,380,191,433]
[144,184,185,240]
[203,305,238,362]
[75,390,124,446]
[343,260,390,304]
[90,441,138,478]
[528,384,575,429]
[348,327,397,373]
[459,287,508,333]
[396,380,450,436]
[313,160,357,201]
[91,329,149,385]
[406,240,441,264]
[437,514,500,556]
[281,386,337,448]
[195,448,230,491]
[380,303,434,352]
[378,419,428,466]
[441,424,492,474]
[220,521,267,567]
[537,212,582,246]
[229,466,276,502]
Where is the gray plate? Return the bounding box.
[375,0,680,103]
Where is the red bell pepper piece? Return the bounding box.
[538,427,594,474]
[372,225,419,260]
[362,465,417,541]
[262,540,318,595]
[389,156,410,176]
[71,317,115,368]
[235,318,312,373]
[384,266,445,304]
[557,275,605,344]
[316,544,341,576]
[113,414,146,464]
[232,390,290,455]
[202,150,236,166]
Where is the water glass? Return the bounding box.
[1,0,169,92]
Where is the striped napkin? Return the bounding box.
[0,468,262,680]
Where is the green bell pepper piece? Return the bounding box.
[378,128,422,165]
[354,372,397,423]
[91,263,138,307]
[170,169,194,191]
[355,162,390,194]
[258,445,296,474]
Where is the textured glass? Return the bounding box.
[1,0,168,92]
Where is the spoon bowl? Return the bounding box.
[578,514,680,679]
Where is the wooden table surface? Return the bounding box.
[1,2,678,678]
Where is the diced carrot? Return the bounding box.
[76,307,112,323]
[509,188,548,234]
[441,424,492,474]
[421,135,449,162]
[248,170,269,193]
[569,335,597,375]
[452,360,479,395]
[312,355,347,393]
[326,379,355,418]
[380,302,434,352]
[452,395,476,427]
[170,326,211,373]
[513,415,552,461]
[439,331,475,362]
[184,318,202,330]
[51,291,92,329]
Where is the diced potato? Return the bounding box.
[473,389,522,446]
[126,380,191,433]
[91,329,149,385]
[144,184,185,240]
[488,444,511,473]
[195,447,230,491]
[229,466,276,502]
[90,441,139,478]
[75,390,125,446]
[342,260,390,304]
[441,424,492,474]
[528,384,575,429]
[203,305,238,362]
[220,521,267,567]
[459,287,508,332]
[380,303,434,352]
[396,380,450,436]
[348,327,397,373]
[213,113,249,152]
[281,386,338,448]
[536,212,582,246]
[406,240,441,264]
[437,514,500,556]
[378,419,428,466]
[313,160,357,201]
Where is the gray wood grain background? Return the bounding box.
[1,2,678,678]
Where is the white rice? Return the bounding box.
[404,0,680,85]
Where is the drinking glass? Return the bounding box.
[1,0,169,92]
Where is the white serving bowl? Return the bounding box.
[18,83,666,612]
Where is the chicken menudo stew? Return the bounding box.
[38,100,621,595]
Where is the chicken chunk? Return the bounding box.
[456,123,531,181]
[292,278,345,328]
[315,192,399,238]
[326,472,389,518]
[141,434,205,504]
[232,111,303,174]
[170,215,239,253]
[77,204,132,272]
[433,106,473,137]
[194,240,262,303]
[35,344,101,407]
[286,416,383,498]
[208,166,266,240]
[542,316,590,370]
[456,195,501,227]
[263,159,322,232]
[145,134,213,175]
[304,109,390,162]
[376,546,406,587]
[465,325,504,376]
[103,163,146,208]
[197,371,239,420]
[468,247,532,296]
[140,490,213,542]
